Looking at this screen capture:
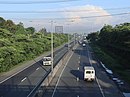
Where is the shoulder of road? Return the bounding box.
[0,44,65,83]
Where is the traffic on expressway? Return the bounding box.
[42,42,124,97]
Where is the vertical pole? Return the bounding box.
[67,24,69,51]
[51,21,53,72]
[68,33,69,51]
[74,33,76,45]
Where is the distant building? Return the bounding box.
[55,26,63,33]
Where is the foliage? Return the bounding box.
[0,17,68,72]
[87,31,99,42]
[88,23,130,69]
[25,27,35,35]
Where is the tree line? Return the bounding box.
[0,17,68,72]
[87,23,130,68]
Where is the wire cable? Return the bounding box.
[9,12,130,20]
[0,7,130,13]
[0,0,81,4]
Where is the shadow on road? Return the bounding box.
[70,70,84,80]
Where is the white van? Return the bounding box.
[43,57,52,66]
[84,66,95,81]
[82,43,86,47]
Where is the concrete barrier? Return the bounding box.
[42,50,72,87]
[35,44,78,97]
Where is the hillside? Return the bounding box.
[0,17,68,72]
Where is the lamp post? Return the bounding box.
[50,20,54,73]
[66,20,75,50]
[66,24,70,51]
[68,33,70,51]
[74,33,76,45]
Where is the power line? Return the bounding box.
[0,0,81,4]
[45,12,130,20]
[9,12,130,20]
[0,7,130,13]
[104,7,130,11]
[80,12,130,19]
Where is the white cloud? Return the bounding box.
[63,5,112,24]
[62,5,112,33]
[13,5,116,33]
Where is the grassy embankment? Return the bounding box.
[90,43,130,83]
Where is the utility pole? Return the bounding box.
[74,33,76,45]
[68,33,69,50]
[51,20,53,73]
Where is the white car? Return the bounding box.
[43,57,52,66]
[82,44,86,47]
[84,66,95,81]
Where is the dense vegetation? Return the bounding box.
[0,17,68,72]
[87,23,130,82]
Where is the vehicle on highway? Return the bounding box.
[64,44,71,48]
[72,47,76,51]
[84,66,95,81]
[64,44,68,47]
[43,57,52,66]
[83,39,87,42]
[82,43,86,47]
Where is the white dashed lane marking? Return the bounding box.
[36,67,39,71]
[21,77,27,82]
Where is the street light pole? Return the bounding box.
[51,20,53,73]
[74,33,76,45]
[66,20,75,50]
[67,24,70,51]
[68,33,69,51]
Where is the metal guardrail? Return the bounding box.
[27,69,51,97]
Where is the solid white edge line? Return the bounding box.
[87,45,105,97]
[87,45,92,66]
[96,77,105,97]
[51,52,74,97]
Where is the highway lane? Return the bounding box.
[42,44,124,97]
[0,45,68,97]
[87,45,124,97]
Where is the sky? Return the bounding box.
[0,0,130,34]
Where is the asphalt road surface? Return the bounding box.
[0,45,69,97]
[42,44,124,97]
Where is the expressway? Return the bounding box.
[0,43,71,97]
[42,44,124,97]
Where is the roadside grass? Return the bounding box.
[116,70,130,83]
[0,50,47,75]
[0,43,66,74]
[90,43,130,83]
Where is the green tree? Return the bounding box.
[99,24,113,44]
[0,28,12,38]
[15,22,25,34]
[0,17,6,28]
[87,31,99,42]
[4,20,16,33]
[26,27,35,35]
[39,28,47,34]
